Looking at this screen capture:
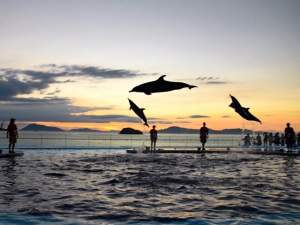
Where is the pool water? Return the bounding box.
[0,149,299,224]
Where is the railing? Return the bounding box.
[0,133,285,149]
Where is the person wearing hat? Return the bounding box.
[285,123,294,152]
[6,118,18,153]
[150,125,157,153]
[199,122,209,150]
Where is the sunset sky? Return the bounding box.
[0,0,299,132]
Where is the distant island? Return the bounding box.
[20,124,64,132]
[119,128,143,134]
[20,124,265,134]
[20,124,104,132]
[69,128,101,132]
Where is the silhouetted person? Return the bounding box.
[242,134,251,146]
[285,123,295,152]
[256,133,262,146]
[297,132,300,146]
[293,133,297,148]
[150,125,157,152]
[6,118,18,153]
[280,134,285,146]
[274,132,280,146]
[263,132,268,146]
[199,122,209,150]
[268,133,273,146]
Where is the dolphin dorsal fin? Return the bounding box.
[157,75,166,81]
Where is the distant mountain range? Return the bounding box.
[158,126,262,134]
[20,124,65,132]
[69,128,102,132]
[20,124,103,132]
[20,124,264,134]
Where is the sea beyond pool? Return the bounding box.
[0,131,292,150]
[0,132,300,224]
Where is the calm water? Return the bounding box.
[0,149,300,224]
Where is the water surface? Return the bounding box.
[0,150,299,224]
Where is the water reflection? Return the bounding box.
[0,157,18,205]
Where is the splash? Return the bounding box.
[134,123,147,154]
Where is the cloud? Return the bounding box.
[0,74,50,100]
[189,115,210,118]
[39,64,147,79]
[175,115,210,120]
[196,76,228,85]
[0,97,115,122]
[149,120,174,125]
[0,64,161,126]
[0,64,152,100]
[206,81,227,84]
[222,115,231,118]
[197,76,219,81]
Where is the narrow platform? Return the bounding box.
[126,148,300,156]
[0,150,24,158]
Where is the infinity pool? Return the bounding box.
[0,149,299,224]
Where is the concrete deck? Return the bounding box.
[0,150,24,158]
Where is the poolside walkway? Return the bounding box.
[0,150,24,158]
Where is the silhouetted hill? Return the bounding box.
[20,124,64,132]
[119,128,143,134]
[158,126,261,134]
[69,128,101,132]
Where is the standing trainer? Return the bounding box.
[200,122,209,150]
[150,125,157,153]
[284,123,295,152]
[6,118,19,153]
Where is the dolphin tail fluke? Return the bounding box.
[189,85,197,89]
[144,123,149,127]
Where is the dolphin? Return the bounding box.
[229,94,261,123]
[129,75,197,95]
[128,98,149,127]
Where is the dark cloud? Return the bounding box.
[189,115,210,118]
[0,64,151,100]
[222,115,231,118]
[0,96,163,125]
[47,89,61,95]
[176,115,209,119]
[39,64,146,79]
[173,121,191,124]
[197,77,219,81]
[196,77,227,85]
[0,64,158,125]
[206,81,227,84]
[149,120,174,125]
[72,114,145,124]
[0,75,50,100]
[0,97,114,122]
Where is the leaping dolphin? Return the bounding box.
[229,94,261,124]
[129,75,197,95]
[128,98,149,127]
